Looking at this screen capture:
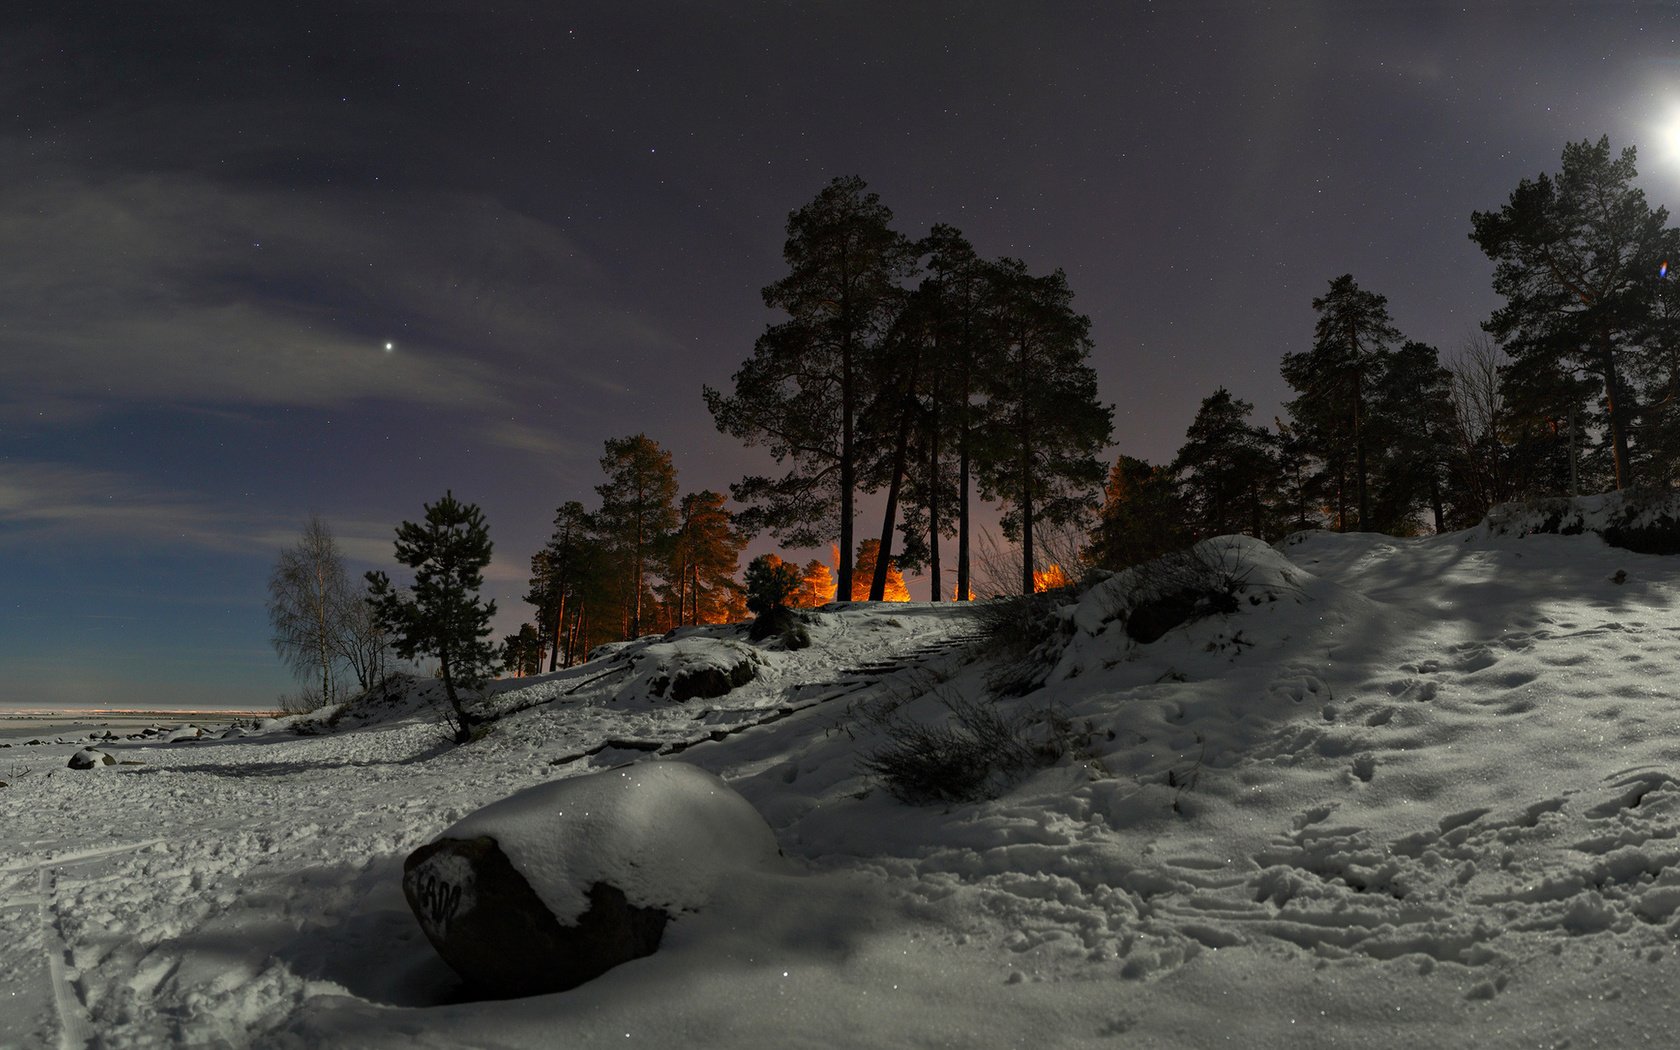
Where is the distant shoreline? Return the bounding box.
[0,710,277,742]
[0,709,276,720]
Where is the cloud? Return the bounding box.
[481,419,594,463]
[0,159,676,457]
[0,459,393,563]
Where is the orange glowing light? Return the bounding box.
[1033,564,1072,593]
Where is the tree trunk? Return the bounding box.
[928,413,942,602]
[1353,369,1369,531]
[872,391,916,601]
[1019,458,1035,597]
[548,589,565,673]
[1566,405,1580,496]
[871,455,907,601]
[1601,335,1630,490]
[956,400,972,601]
[836,313,857,605]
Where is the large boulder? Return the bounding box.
[403,761,779,997]
[622,638,761,703]
[68,747,115,769]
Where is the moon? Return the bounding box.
[384,342,395,352]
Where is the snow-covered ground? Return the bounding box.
[7,514,1680,1048]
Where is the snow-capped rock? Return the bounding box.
[403,761,779,995]
[67,747,115,769]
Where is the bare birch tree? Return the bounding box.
[268,515,356,706]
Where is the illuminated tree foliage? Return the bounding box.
[661,489,746,627]
[792,558,835,607]
[851,538,910,601]
[595,433,679,639]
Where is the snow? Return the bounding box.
[441,761,780,924]
[9,514,1680,1046]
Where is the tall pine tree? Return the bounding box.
[662,490,747,626]
[1470,135,1680,490]
[1086,455,1187,571]
[1282,274,1402,532]
[595,434,679,640]
[977,259,1113,594]
[705,176,916,603]
[365,491,497,742]
[1172,388,1278,541]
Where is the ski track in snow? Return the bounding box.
[8,527,1680,1046]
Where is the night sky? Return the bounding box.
[5,3,1680,710]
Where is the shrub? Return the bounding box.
[860,693,1072,804]
[1122,541,1251,644]
[746,604,811,647]
[276,686,325,716]
[973,592,1070,697]
[744,554,801,616]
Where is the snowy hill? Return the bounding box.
[6,516,1680,1047]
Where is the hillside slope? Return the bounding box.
[5,520,1680,1048]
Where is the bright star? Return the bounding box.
[384,342,394,352]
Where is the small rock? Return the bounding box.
[1611,569,1629,585]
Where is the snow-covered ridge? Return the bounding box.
[1483,487,1680,553]
[7,522,1680,1046]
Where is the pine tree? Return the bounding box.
[1271,417,1321,534]
[1367,341,1455,533]
[501,623,542,677]
[1470,135,1680,490]
[791,558,835,607]
[1282,274,1402,531]
[976,259,1113,595]
[1172,389,1278,541]
[595,434,679,639]
[663,490,747,626]
[528,501,598,670]
[851,538,910,601]
[889,225,986,602]
[743,554,801,616]
[366,491,497,742]
[1086,455,1188,571]
[705,176,916,604]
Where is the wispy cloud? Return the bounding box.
[0,459,393,563]
[0,161,674,457]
